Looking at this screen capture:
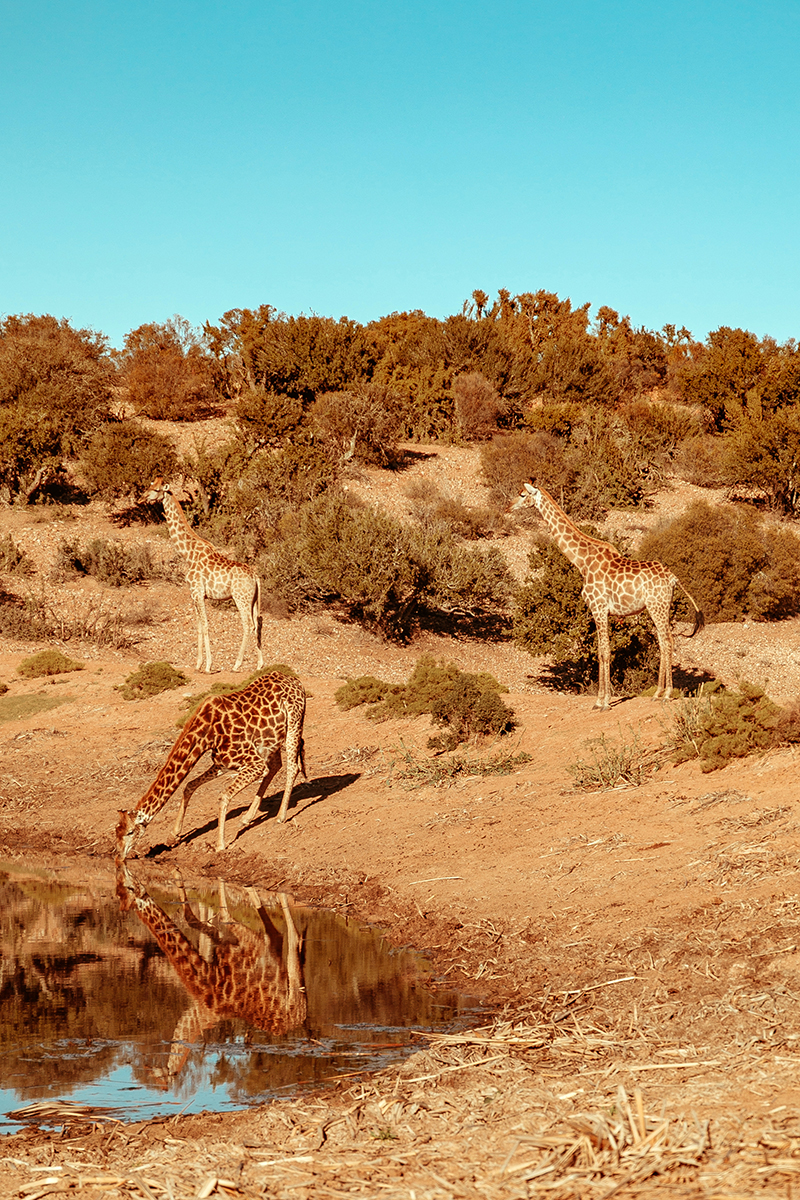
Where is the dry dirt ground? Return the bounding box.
[2,443,800,1198]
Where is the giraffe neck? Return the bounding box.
[535,487,607,574]
[131,893,217,1002]
[161,491,203,559]
[134,710,214,822]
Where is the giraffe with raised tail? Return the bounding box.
[115,671,307,857]
[115,865,307,1083]
[145,476,263,674]
[509,481,704,709]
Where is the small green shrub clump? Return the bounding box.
[335,655,517,751]
[668,681,784,772]
[117,661,189,700]
[18,649,84,678]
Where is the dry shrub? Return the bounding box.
[480,431,566,511]
[0,587,145,649]
[54,537,170,588]
[403,479,504,540]
[451,371,505,441]
[568,729,660,790]
[673,434,729,487]
[311,383,406,466]
[0,535,35,576]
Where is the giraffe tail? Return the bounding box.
[253,576,263,654]
[677,582,705,637]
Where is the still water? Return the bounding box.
[0,862,479,1133]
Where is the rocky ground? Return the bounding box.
[2,442,800,1197]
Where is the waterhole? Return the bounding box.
[0,862,480,1133]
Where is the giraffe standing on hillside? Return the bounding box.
[116,865,307,1084]
[145,477,263,674]
[115,672,306,857]
[510,481,704,709]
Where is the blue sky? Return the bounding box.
[2,0,798,349]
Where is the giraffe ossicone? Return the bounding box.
[145,476,263,674]
[115,671,306,858]
[509,480,704,710]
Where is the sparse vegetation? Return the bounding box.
[116,661,190,700]
[567,729,661,790]
[53,536,179,588]
[0,535,35,576]
[17,649,84,678]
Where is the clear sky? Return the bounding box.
[2,0,798,349]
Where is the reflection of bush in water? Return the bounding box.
[0,878,188,1096]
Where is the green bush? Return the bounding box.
[638,500,800,622]
[669,681,782,772]
[18,649,84,678]
[117,661,189,700]
[259,492,512,641]
[335,655,516,751]
[80,420,179,500]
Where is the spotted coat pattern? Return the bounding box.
[115,672,306,857]
[510,481,704,709]
[146,477,263,674]
[116,866,307,1082]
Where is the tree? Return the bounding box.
[681,326,765,429]
[0,313,114,500]
[724,408,800,514]
[118,316,216,420]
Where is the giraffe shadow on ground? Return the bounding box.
[143,771,361,857]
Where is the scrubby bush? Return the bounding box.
[117,661,189,700]
[451,371,505,441]
[259,492,512,641]
[668,681,783,771]
[480,431,568,512]
[672,434,729,487]
[18,649,84,678]
[638,501,800,622]
[311,383,406,466]
[117,317,217,420]
[403,478,503,540]
[335,655,516,750]
[620,399,700,470]
[80,420,179,500]
[234,386,304,448]
[54,537,173,588]
[0,314,114,501]
[723,409,800,514]
[0,535,35,576]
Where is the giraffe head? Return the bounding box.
[115,809,143,862]
[508,479,543,514]
[144,477,169,504]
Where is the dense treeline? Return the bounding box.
[2,292,800,648]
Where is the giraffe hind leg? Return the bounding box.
[276,709,305,822]
[593,612,612,710]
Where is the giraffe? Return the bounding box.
[145,476,263,674]
[115,671,307,858]
[116,864,307,1084]
[509,481,704,710]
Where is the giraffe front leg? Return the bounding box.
[593,613,612,710]
[175,762,227,843]
[215,753,265,851]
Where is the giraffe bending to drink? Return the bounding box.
[115,672,307,858]
[116,865,307,1084]
[145,476,263,673]
[510,481,704,710]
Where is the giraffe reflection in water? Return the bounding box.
[115,864,308,1085]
